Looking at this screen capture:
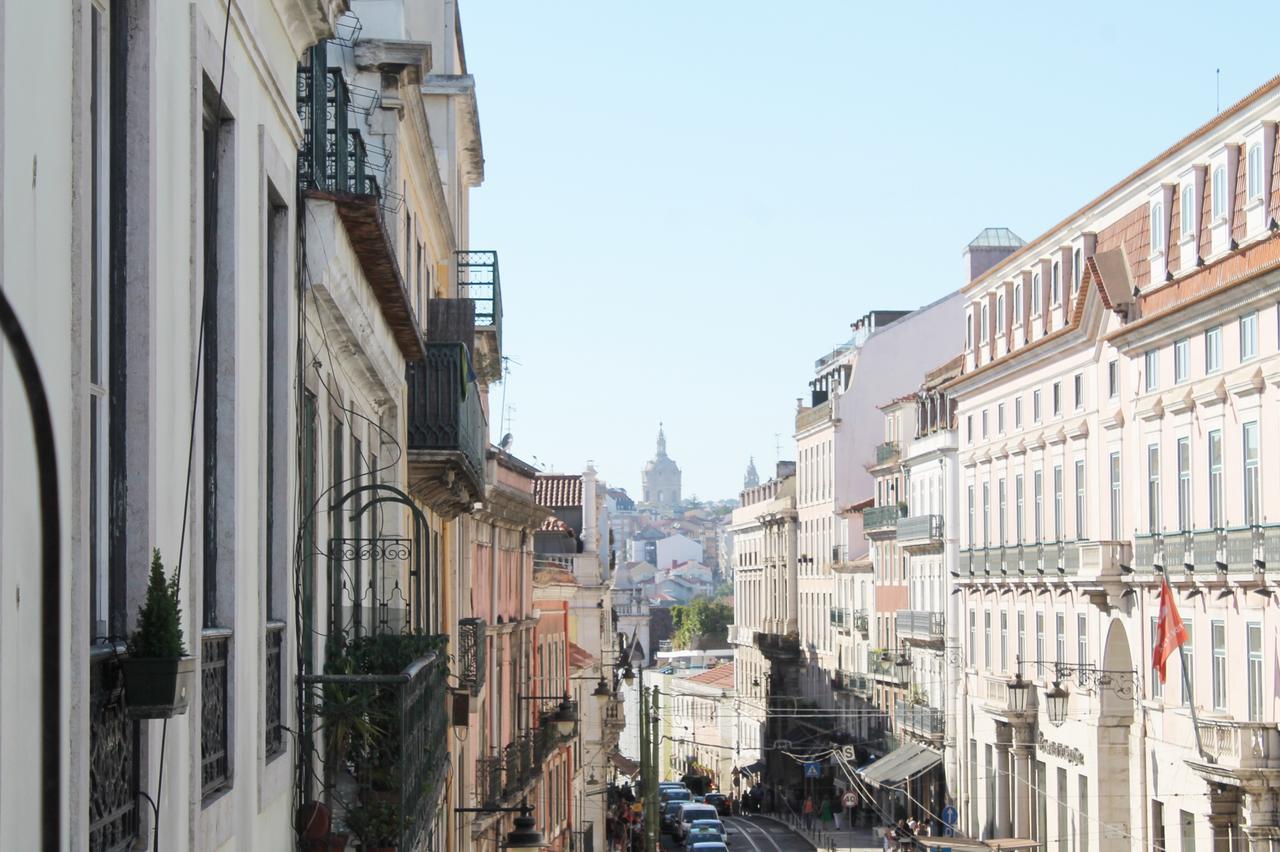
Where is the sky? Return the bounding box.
[462,0,1280,501]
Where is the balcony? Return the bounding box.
[897,514,944,553]
[894,698,944,741]
[458,618,486,696]
[872,441,900,468]
[896,610,945,644]
[407,342,487,517]
[1191,720,1280,776]
[867,648,905,684]
[847,672,873,698]
[457,250,503,382]
[795,399,832,433]
[851,609,869,636]
[829,607,848,632]
[864,504,904,539]
[300,638,450,851]
[477,753,504,807]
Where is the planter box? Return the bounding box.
[121,656,196,719]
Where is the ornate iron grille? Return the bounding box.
[455,249,501,335]
[89,645,139,852]
[458,618,486,695]
[326,536,414,639]
[405,342,486,484]
[265,623,285,757]
[477,753,504,806]
[201,629,231,798]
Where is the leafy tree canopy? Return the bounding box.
[670,598,733,650]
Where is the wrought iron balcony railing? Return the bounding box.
[89,644,140,851]
[896,610,945,641]
[477,753,504,807]
[458,618,486,696]
[874,441,900,466]
[851,609,869,635]
[894,698,944,738]
[864,504,904,534]
[201,628,232,800]
[457,250,502,345]
[897,514,944,551]
[265,622,285,758]
[296,44,388,205]
[406,342,487,512]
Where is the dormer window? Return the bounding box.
[1211,166,1228,221]
[980,303,989,343]
[996,294,1005,335]
[1181,184,1196,238]
[1248,144,1264,201]
[1150,202,1165,253]
[1050,261,1061,306]
[1031,273,1042,316]
[1012,283,1023,326]
[966,311,973,349]
[1072,248,1082,294]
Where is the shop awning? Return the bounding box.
[857,742,940,787]
[916,838,1039,851]
[609,752,639,778]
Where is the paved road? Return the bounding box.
[659,815,814,851]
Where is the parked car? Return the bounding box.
[688,843,729,852]
[661,786,692,804]
[703,793,731,816]
[661,800,685,835]
[687,819,727,844]
[675,803,721,841]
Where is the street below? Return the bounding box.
[658,815,816,851]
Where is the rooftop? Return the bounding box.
[534,474,582,508]
[967,227,1025,249]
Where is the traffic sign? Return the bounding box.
[941,805,958,835]
[842,791,859,808]
[803,761,822,779]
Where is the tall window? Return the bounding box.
[982,409,988,438]
[1013,283,1023,325]
[90,1,112,638]
[1073,373,1083,408]
[1181,184,1196,238]
[1034,471,1044,542]
[264,194,288,628]
[998,479,1007,545]
[984,610,992,668]
[998,403,1005,433]
[1244,421,1261,526]
[1212,166,1227,219]
[1147,444,1162,533]
[1241,312,1259,361]
[1248,144,1264,200]
[968,484,975,546]
[1108,360,1118,398]
[1017,612,1025,673]
[996,294,1005,334]
[1109,452,1122,539]
[1073,247,1083,293]
[1032,272,1042,315]
[1055,613,1065,665]
[1180,621,1194,706]
[1150,616,1163,699]
[1014,397,1022,428]
[1051,261,1061,305]
[1211,621,1227,711]
[1247,623,1263,721]
[1080,777,1090,852]
[1053,465,1064,541]
[1174,338,1189,383]
[1208,430,1223,528]
[1145,349,1159,391]
[1000,612,1008,672]
[982,483,990,546]
[1077,613,1087,677]
[1033,389,1042,422]
[1015,475,1025,543]
[981,303,989,342]
[1035,613,1045,678]
[969,609,976,663]
[1151,202,1165,252]
[1074,459,1085,539]
[1177,438,1192,532]
[1205,325,1222,373]
[966,311,973,349]
[1052,382,1061,416]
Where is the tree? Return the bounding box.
[670,598,734,650]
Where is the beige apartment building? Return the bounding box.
[951,76,1280,852]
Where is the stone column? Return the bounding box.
[1240,782,1279,852]
[995,742,1012,837]
[1011,727,1033,839]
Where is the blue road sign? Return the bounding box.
[803,761,822,779]
[941,804,958,835]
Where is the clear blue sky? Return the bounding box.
[463,0,1280,501]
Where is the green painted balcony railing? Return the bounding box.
[874,441,900,465]
[864,504,905,532]
[406,342,486,489]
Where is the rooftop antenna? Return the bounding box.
[1216,68,1221,114]
[774,432,782,465]
[499,354,521,438]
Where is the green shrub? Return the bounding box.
[129,548,186,658]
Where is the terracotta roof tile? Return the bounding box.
[687,662,735,688]
[534,474,583,508]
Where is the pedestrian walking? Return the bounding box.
[802,795,815,830]
[832,791,844,830]
[820,796,833,828]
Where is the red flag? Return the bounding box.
[1153,576,1189,683]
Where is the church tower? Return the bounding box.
[743,456,760,489]
[640,423,682,510]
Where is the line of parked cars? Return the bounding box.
[658,781,730,849]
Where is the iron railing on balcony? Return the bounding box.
[456,250,502,337]
[851,609,869,635]
[829,607,848,630]
[265,622,285,758]
[864,504,904,533]
[534,553,576,571]
[867,649,904,682]
[406,342,486,485]
[874,441,900,465]
[296,45,388,205]
[477,753,504,807]
[895,699,945,738]
[201,628,232,799]
[89,644,140,852]
[832,544,848,564]
[458,617,486,696]
[301,645,449,850]
[847,672,872,696]
[897,514,943,545]
[896,610,945,640]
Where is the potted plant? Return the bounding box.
[121,548,196,718]
[346,798,400,852]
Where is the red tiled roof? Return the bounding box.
[535,474,583,508]
[687,662,735,688]
[569,642,595,671]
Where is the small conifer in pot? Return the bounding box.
[121,549,196,718]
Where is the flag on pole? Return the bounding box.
[1153,575,1189,683]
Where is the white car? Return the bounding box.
[675,803,721,841]
[685,819,728,847]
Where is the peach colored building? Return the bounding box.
[949,77,1280,851]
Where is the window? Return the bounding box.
[1052,382,1061,416]
[1074,459,1086,539]
[1077,614,1087,677]
[981,303,989,342]
[968,484,975,545]
[1080,777,1090,852]
[1181,183,1196,238]
[1150,616,1163,699]
[1017,612,1025,673]
[1244,421,1261,526]
[1151,202,1165,253]
[982,409,989,439]
[1211,621,1227,711]
[1051,261,1061,306]
[1177,437,1192,531]
[1014,397,1022,428]
[1205,325,1222,373]
[1032,272,1042,315]
[1145,349,1159,392]
[997,403,1005,433]
[1035,613,1045,678]
[1147,444,1161,533]
[996,294,1006,334]
[1033,389,1042,422]
[1015,474,1025,543]
[1208,430,1223,528]
[1034,471,1044,542]
[982,483,990,546]
[984,610,991,668]
[1180,621,1194,706]
[1057,767,1069,852]
[1053,465,1064,541]
[1180,811,1196,852]
[969,609,976,662]
[966,312,973,349]
[966,415,973,444]
[998,479,1007,545]
[89,1,112,639]
[1173,338,1189,383]
[1055,613,1065,665]
[1212,166,1227,220]
[1108,360,1118,398]
[1109,452,1122,539]
[1073,373,1083,409]
[1247,623,1263,721]
[1248,144,1264,201]
[1073,247,1082,293]
[1000,611,1008,672]
[1013,283,1023,325]
[1241,311,1258,361]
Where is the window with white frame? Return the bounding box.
[998,478,1007,545]
[1000,611,1008,673]
[1073,373,1083,409]
[1052,382,1061,416]
[1174,337,1189,383]
[1109,452,1121,539]
[1244,421,1260,526]
[1212,166,1227,220]
[1240,311,1258,361]
[1177,437,1192,531]
[996,294,1005,335]
[966,311,973,350]
[1211,620,1227,711]
[1077,613,1087,674]
[1144,349,1159,392]
[1074,459,1085,539]
[1055,613,1065,665]
[1073,247,1082,293]
[1014,397,1022,429]
[1108,360,1118,399]
[1151,202,1165,253]
[1032,272,1042,316]
[997,403,1005,434]
[1205,325,1222,373]
[1035,613,1045,678]
[1051,261,1061,306]
[969,609,976,662]
[1247,623,1263,721]
[1015,474,1025,543]
[982,482,990,546]
[1208,429,1223,528]
[1013,283,1023,325]
[1248,144,1264,201]
[982,409,988,439]
[1147,444,1161,533]
[1017,612,1025,673]
[1034,471,1043,542]
[981,303,989,342]
[1181,183,1196,239]
[984,610,991,668]
[1053,465,1064,541]
[1033,389,1042,422]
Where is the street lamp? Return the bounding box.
[894,652,913,684]
[503,814,548,849]
[553,696,578,736]
[1044,681,1069,726]
[592,677,612,705]
[621,663,636,686]
[1007,672,1029,713]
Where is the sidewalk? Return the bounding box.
[754,812,882,851]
